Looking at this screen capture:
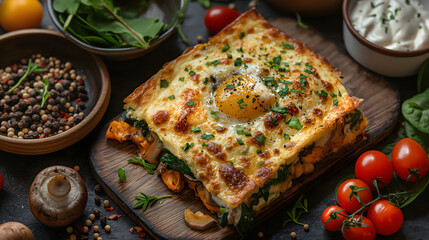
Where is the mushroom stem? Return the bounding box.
[47,175,71,198]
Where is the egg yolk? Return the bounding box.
[214,74,276,121]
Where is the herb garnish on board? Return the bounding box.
[53,0,167,48]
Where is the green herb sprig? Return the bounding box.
[9,59,44,93]
[128,155,157,175]
[133,192,172,212]
[283,195,308,226]
[35,77,51,108]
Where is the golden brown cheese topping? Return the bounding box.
[123,9,365,208]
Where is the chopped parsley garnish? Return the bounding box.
[237,98,244,104]
[256,148,262,154]
[227,54,233,59]
[187,100,196,106]
[237,47,244,53]
[234,58,242,66]
[296,61,302,66]
[160,79,169,88]
[201,133,214,140]
[206,60,220,66]
[284,134,290,140]
[236,138,244,145]
[202,143,208,147]
[226,84,235,89]
[263,76,278,88]
[189,70,196,76]
[338,90,342,97]
[287,117,302,130]
[244,131,252,136]
[282,42,294,49]
[315,89,328,97]
[203,77,209,85]
[271,118,279,125]
[182,142,194,152]
[256,134,266,146]
[270,103,289,113]
[273,55,282,65]
[330,93,337,98]
[240,32,245,39]
[235,125,244,135]
[278,86,289,98]
[291,88,303,93]
[257,161,264,166]
[179,77,184,82]
[299,74,307,89]
[190,127,201,133]
[167,95,175,99]
[333,99,339,106]
[239,104,247,109]
[229,161,234,166]
[210,111,220,119]
[222,44,230,52]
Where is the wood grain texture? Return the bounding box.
[90,18,400,240]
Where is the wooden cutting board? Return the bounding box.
[90,18,400,240]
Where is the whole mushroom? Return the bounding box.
[28,166,87,228]
[0,222,34,240]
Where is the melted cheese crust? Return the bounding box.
[124,9,366,208]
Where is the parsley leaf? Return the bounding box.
[189,70,196,76]
[222,44,230,52]
[287,117,302,130]
[201,133,214,140]
[210,111,220,119]
[333,99,339,106]
[190,127,201,133]
[182,142,194,152]
[282,42,294,49]
[168,95,175,99]
[256,134,266,146]
[160,79,169,88]
[235,125,244,135]
[187,100,196,106]
[257,161,264,166]
[234,58,242,67]
[236,138,244,145]
[226,84,235,89]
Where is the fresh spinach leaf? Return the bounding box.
[218,210,229,227]
[402,87,429,134]
[382,172,429,208]
[405,120,429,152]
[121,111,149,135]
[236,204,253,236]
[160,153,195,178]
[197,0,210,8]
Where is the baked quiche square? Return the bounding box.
[108,9,367,235]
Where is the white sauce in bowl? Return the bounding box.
[350,0,429,51]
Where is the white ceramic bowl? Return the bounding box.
[342,0,429,77]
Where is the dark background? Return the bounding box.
[0,0,427,239]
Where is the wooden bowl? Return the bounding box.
[0,29,111,155]
[46,0,185,61]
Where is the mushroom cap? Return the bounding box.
[0,222,34,240]
[28,165,87,228]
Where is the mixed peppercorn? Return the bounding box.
[0,54,88,139]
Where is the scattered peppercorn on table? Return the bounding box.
[0,1,428,240]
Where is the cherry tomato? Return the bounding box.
[342,215,376,240]
[391,138,429,182]
[355,150,393,190]
[367,199,403,235]
[204,6,241,35]
[0,0,43,32]
[0,172,3,190]
[321,205,346,232]
[336,179,372,214]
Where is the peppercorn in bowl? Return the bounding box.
[0,29,110,155]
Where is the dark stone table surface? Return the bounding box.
[0,1,427,239]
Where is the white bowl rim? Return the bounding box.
[342,0,429,57]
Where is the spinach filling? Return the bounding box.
[122,111,149,135]
[160,153,195,178]
[344,109,363,131]
[251,165,291,202]
[218,203,254,236]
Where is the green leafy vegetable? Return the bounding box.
[122,111,149,135]
[404,121,429,152]
[287,117,302,130]
[53,0,167,48]
[133,192,171,212]
[236,204,253,236]
[118,167,126,182]
[128,155,157,175]
[218,209,229,227]
[160,153,195,178]
[402,87,429,134]
[344,109,363,131]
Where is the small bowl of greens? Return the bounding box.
[47,0,185,61]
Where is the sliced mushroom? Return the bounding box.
[140,132,162,165]
[28,166,87,228]
[160,169,185,193]
[184,208,217,231]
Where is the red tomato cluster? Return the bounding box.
[321,138,429,240]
